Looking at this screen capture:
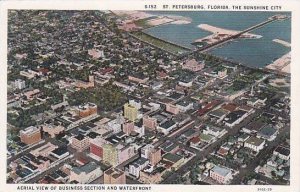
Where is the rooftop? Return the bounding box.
[72,161,99,175]
[212,165,231,177]
[245,136,265,146]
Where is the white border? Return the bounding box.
[0,1,299,192]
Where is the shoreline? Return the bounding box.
[265,52,291,74]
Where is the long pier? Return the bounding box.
[179,14,290,58]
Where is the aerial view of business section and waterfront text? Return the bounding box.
[7,10,291,185]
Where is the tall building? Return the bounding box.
[143,116,157,130]
[89,137,107,160]
[122,122,135,135]
[20,126,42,145]
[71,134,90,152]
[149,148,162,166]
[124,103,138,122]
[102,143,118,166]
[141,144,162,166]
[165,104,180,115]
[104,168,126,184]
[103,143,136,167]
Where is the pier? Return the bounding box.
[179,14,290,58]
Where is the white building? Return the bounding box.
[244,136,265,152]
[157,120,177,135]
[128,157,149,178]
[203,126,227,138]
[14,79,26,90]
[210,165,233,184]
[175,101,194,112]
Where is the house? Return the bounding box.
[242,121,266,134]
[244,136,265,153]
[273,145,290,161]
[189,137,201,148]
[257,126,278,141]
[203,126,227,138]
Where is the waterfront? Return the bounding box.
[143,11,291,68]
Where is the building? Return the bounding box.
[165,104,180,115]
[223,110,248,127]
[157,120,177,135]
[128,74,149,84]
[244,136,265,152]
[203,126,227,138]
[50,147,69,159]
[149,148,162,166]
[273,145,290,160]
[122,122,135,135]
[141,144,162,166]
[103,142,135,166]
[124,103,138,122]
[14,79,26,90]
[128,157,149,178]
[89,137,107,160]
[217,68,227,79]
[102,143,118,166]
[175,100,194,112]
[30,142,58,157]
[139,167,165,184]
[76,103,97,118]
[71,134,90,152]
[42,123,64,138]
[70,162,102,184]
[75,75,95,89]
[163,153,184,170]
[23,89,41,101]
[182,59,205,72]
[129,99,142,110]
[118,144,136,166]
[210,165,233,184]
[257,126,278,141]
[20,126,42,145]
[104,168,126,184]
[142,116,157,130]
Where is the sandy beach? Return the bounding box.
[146,16,174,26]
[265,52,291,74]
